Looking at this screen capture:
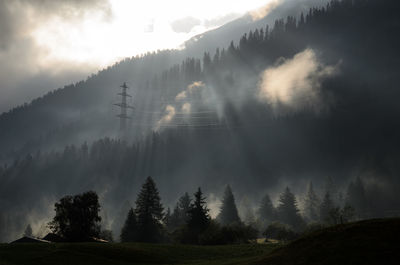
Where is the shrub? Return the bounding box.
[263,222,298,241]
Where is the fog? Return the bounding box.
[1,0,400,243]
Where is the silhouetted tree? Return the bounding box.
[276,187,304,230]
[120,208,137,242]
[324,176,339,204]
[346,177,368,218]
[187,187,210,238]
[341,203,356,223]
[135,176,164,243]
[240,197,256,226]
[177,192,192,225]
[320,192,335,224]
[258,193,276,224]
[217,185,241,225]
[48,191,101,242]
[303,182,320,222]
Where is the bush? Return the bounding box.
[199,221,258,245]
[173,220,258,245]
[263,222,298,241]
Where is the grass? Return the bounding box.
[1,218,399,265]
[0,242,278,265]
[251,218,400,265]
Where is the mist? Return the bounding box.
[1,0,400,244]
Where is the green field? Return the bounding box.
[1,218,399,265]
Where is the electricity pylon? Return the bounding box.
[115,82,134,132]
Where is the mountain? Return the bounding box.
[1,0,400,242]
[183,0,331,56]
[0,0,331,163]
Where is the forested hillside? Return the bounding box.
[1,0,400,242]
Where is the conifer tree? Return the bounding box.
[346,176,367,218]
[177,192,191,224]
[169,205,181,231]
[217,185,241,225]
[303,181,320,222]
[276,187,303,230]
[187,187,210,233]
[324,176,338,204]
[341,203,356,223]
[135,176,164,243]
[120,208,137,242]
[258,193,276,223]
[240,196,256,226]
[24,224,33,237]
[320,192,335,224]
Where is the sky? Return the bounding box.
[0,0,275,113]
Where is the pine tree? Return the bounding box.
[346,176,367,218]
[324,176,338,204]
[169,205,181,231]
[276,187,303,230]
[240,196,256,226]
[120,208,137,242]
[167,192,192,232]
[24,224,33,237]
[177,192,191,225]
[303,181,320,222]
[187,187,210,232]
[217,185,241,226]
[320,192,335,224]
[258,193,276,223]
[341,203,356,223]
[135,176,164,243]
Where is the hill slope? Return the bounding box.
[0,218,399,265]
[253,218,400,265]
[2,0,400,243]
[0,242,276,265]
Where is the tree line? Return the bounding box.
[45,175,369,244]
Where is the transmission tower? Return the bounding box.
[114,82,134,132]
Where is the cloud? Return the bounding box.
[249,0,283,21]
[0,0,111,113]
[175,81,205,102]
[170,16,201,33]
[181,103,191,114]
[258,49,339,112]
[204,13,241,28]
[0,0,111,51]
[155,105,176,130]
[187,81,205,91]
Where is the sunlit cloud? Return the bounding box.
[249,0,283,21]
[30,0,276,68]
[155,105,176,130]
[258,49,339,112]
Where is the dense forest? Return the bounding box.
[1,0,400,242]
